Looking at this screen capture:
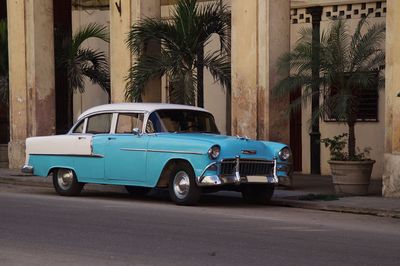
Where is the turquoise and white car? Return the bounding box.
[22,103,292,205]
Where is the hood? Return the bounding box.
[150,133,288,160]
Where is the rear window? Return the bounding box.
[116,113,144,134]
[86,113,112,134]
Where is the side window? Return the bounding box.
[146,112,163,133]
[116,113,144,134]
[86,113,112,134]
[72,119,85,134]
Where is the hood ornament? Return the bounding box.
[236,135,250,141]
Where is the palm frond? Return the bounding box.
[127,18,178,56]
[79,49,110,97]
[125,53,173,102]
[350,22,385,71]
[56,23,110,101]
[197,0,231,53]
[71,23,109,55]
[203,51,231,89]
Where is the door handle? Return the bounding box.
[78,137,86,140]
[108,137,116,140]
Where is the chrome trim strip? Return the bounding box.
[273,159,278,183]
[120,148,204,155]
[120,148,147,152]
[148,149,204,155]
[234,156,240,182]
[29,153,104,158]
[197,162,217,183]
[21,165,34,174]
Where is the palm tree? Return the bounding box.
[274,18,385,159]
[56,23,110,126]
[125,0,231,106]
[0,19,8,106]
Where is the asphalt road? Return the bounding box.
[0,184,399,266]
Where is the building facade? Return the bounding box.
[2,0,400,197]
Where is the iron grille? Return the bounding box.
[220,159,274,176]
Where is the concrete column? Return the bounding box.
[383,0,400,197]
[7,0,28,168]
[231,0,290,142]
[7,0,55,168]
[110,0,161,103]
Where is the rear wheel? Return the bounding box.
[125,186,151,197]
[52,168,84,196]
[241,184,275,204]
[168,162,201,205]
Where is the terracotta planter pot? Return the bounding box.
[328,160,375,196]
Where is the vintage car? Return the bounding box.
[22,103,292,205]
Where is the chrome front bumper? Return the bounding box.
[196,159,279,186]
[21,165,34,174]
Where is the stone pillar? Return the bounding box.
[383,0,400,197]
[110,0,161,103]
[231,0,290,142]
[7,0,55,168]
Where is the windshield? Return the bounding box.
[146,109,220,134]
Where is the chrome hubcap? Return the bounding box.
[173,171,190,199]
[57,169,74,190]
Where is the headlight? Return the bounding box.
[278,147,291,161]
[208,145,220,160]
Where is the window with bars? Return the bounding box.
[324,72,379,122]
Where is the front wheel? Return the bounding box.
[241,184,275,204]
[168,162,201,205]
[52,168,84,196]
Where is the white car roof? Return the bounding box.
[77,103,209,121]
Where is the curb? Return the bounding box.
[1,175,399,219]
[0,176,51,188]
[270,198,400,219]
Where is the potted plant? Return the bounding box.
[321,134,374,195]
[274,18,385,195]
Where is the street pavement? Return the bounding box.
[0,184,400,266]
[1,168,399,218]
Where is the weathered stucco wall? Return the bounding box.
[7,0,55,168]
[231,0,290,142]
[383,0,400,197]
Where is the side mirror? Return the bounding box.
[132,128,142,135]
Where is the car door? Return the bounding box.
[104,112,148,183]
[72,113,112,182]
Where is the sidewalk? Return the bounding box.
[0,168,399,218]
[273,174,400,219]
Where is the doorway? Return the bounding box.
[53,0,72,134]
[0,0,9,145]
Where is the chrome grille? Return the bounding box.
[220,159,274,176]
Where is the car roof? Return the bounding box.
[77,103,210,120]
